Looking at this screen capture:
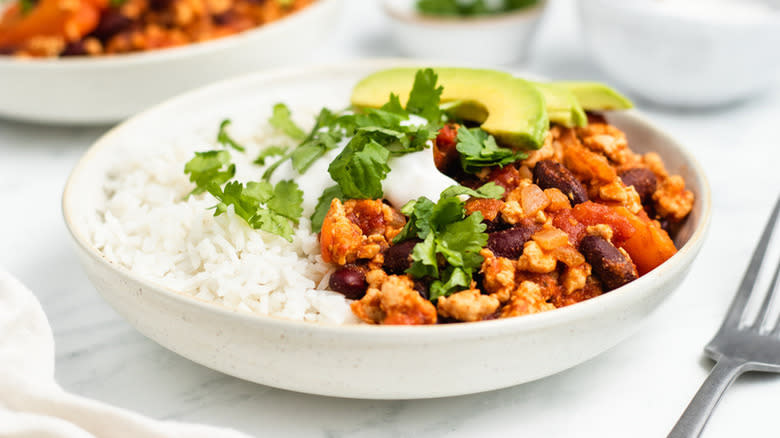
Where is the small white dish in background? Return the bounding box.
[578,0,780,107]
[383,0,547,66]
[62,59,711,399]
[0,0,342,125]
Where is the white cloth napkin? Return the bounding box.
[0,270,253,438]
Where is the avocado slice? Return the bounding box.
[351,67,549,150]
[443,83,587,128]
[533,82,588,127]
[555,82,634,111]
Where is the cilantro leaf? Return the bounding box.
[183,150,235,195]
[455,127,526,174]
[435,212,487,267]
[399,186,490,300]
[185,150,303,241]
[405,68,443,123]
[416,0,538,16]
[212,181,254,218]
[290,130,341,173]
[254,146,287,166]
[217,119,245,152]
[430,196,465,229]
[338,108,407,136]
[243,181,274,204]
[268,180,303,223]
[327,134,391,199]
[429,267,471,301]
[251,209,295,241]
[269,103,306,141]
[393,197,435,243]
[381,93,407,115]
[407,233,439,278]
[263,108,344,180]
[439,182,505,200]
[310,185,344,233]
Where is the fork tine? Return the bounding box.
[753,258,780,330]
[722,196,780,329]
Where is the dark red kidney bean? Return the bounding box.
[487,220,540,259]
[483,218,512,233]
[92,10,133,41]
[382,239,419,275]
[212,11,235,25]
[578,235,638,291]
[60,41,88,56]
[620,168,657,205]
[533,160,588,205]
[148,0,172,9]
[0,46,15,55]
[329,266,367,300]
[413,280,429,300]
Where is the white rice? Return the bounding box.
[89,117,359,324]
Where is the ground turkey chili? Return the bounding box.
[0,0,314,57]
[319,114,694,325]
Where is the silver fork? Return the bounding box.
[669,196,780,437]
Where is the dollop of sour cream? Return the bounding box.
[269,115,457,216]
[383,149,457,208]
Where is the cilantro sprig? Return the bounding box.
[269,103,306,141]
[455,127,527,174]
[184,149,303,242]
[416,0,538,16]
[263,69,443,186]
[184,150,236,195]
[318,68,443,211]
[253,145,287,166]
[262,108,344,180]
[327,133,391,200]
[395,183,504,300]
[255,69,445,232]
[217,119,245,152]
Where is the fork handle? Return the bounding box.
[668,357,749,438]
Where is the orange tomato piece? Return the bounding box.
[613,207,677,275]
[433,124,459,172]
[0,0,102,47]
[571,201,635,246]
[552,209,586,245]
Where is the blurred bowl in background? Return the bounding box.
[0,0,342,125]
[578,0,780,107]
[383,0,547,66]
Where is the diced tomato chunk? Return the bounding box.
[465,198,503,222]
[487,165,523,196]
[571,201,635,246]
[347,199,386,236]
[434,124,460,172]
[613,207,677,275]
[552,209,586,245]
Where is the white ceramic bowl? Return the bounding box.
[578,0,780,107]
[383,0,546,66]
[0,0,341,125]
[62,59,711,399]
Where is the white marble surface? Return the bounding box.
[2,0,780,436]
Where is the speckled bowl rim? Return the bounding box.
[0,0,340,67]
[382,0,547,26]
[62,58,712,340]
